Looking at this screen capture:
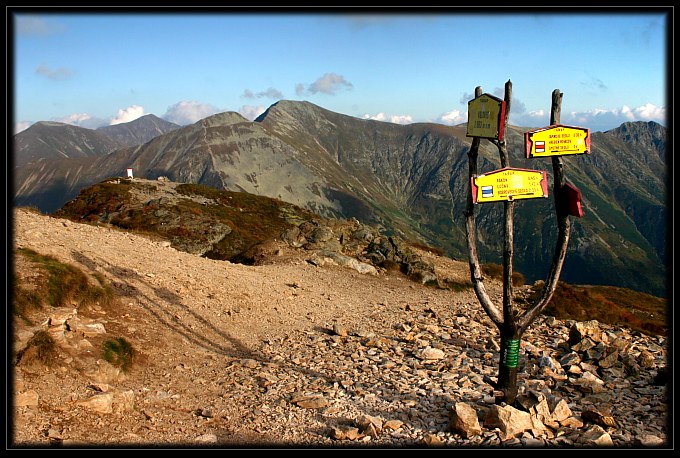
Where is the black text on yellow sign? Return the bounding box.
[466,93,506,141]
[471,167,549,204]
[524,124,591,158]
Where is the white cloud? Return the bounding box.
[58,113,94,125]
[80,117,109,129]
[506,103,666,132]
[439,109,466,126]
[162,101,221,125]
[362,112,413,125]
[242,87,283,100]
[239,105,267,121]
[437,101,666,132]
[53,113,108,129]
[363,112,386,121]
[561,103,666,132]
[509,109,546,129]
[632,103,666,121]
[35,63,73,80]
[14,121,32,135]
[110,105,146,125]
[618,105,637,120]
[16,16,65,36]
[389,115,413,125]
[299,73,354,96]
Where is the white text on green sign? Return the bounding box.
[524,124,591,158]
[466,93,506,140]
[471,167,549,204]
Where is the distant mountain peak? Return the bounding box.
[255,99,337,123]
[99,114,181,131]
[12,106,668,297]
[13,121,120,167]
[604,120,666,160]
[97,114,182,148]
[34,121,69,128]
[135,113,164,121]
[197,111,250,128]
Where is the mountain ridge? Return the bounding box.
[96,114,182,148]
[11,100,668,297]
[13,121,121,167]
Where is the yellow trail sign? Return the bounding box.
[525,124,591,158]
[471,167,549,204]
[466,93,506,140]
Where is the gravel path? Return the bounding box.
[10,207,669,448]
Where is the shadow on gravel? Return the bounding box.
[68,250,484,447]
[70,251,335,381]
[72,251,259,359]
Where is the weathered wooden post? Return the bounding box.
[465,83,590,405]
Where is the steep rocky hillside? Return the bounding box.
[12,101,668,297]
[13,121,121,167]
[51,178,462,289]
[50,177,670,338]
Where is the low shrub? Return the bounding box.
[15,330,58,366]
[482,263,525,286]
[15,248,114,311]
[102,337,136,372]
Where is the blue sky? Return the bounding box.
[10,7,671,135]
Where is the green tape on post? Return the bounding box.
[502,339,520,368]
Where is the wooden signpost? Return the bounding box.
[464,82,592,405]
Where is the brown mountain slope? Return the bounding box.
[13,122,121,167]
[12,102,668,298]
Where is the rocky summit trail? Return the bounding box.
[10,207,670,449]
